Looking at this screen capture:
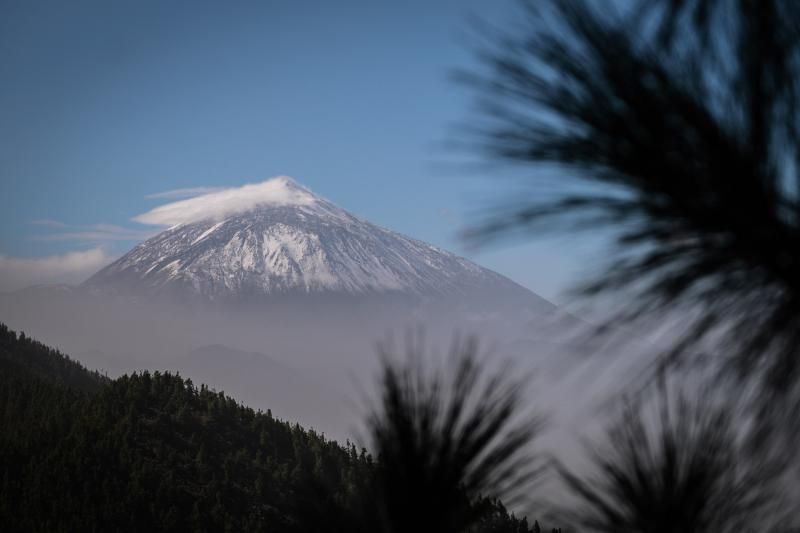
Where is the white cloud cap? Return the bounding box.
[134,176,316,226]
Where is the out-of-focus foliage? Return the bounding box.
[556,384,790,532]
[363,337,544,533]
[463,0,800,440]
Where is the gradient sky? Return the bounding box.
[0,0,602,300]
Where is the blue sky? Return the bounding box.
[0,0,597,300]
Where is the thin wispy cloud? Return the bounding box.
[145,186,225,200]
[134,176,315,226]
[0,247,115,292]
[30,219,68,228]
[30,223,155,244]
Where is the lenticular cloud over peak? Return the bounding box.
[133,176,318,226]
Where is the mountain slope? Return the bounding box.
[0,322,107,392]
[84,177,551,309]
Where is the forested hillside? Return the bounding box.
[0,323,543,532]
[0,323,107,392]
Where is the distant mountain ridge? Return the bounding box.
[84,177,552,309]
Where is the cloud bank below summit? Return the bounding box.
[134,177,317,226]
[0,247,115,292]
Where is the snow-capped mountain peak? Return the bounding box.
[84,177,550,308]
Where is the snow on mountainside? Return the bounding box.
[84,177,546,304]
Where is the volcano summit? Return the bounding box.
[85,177,552,310]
